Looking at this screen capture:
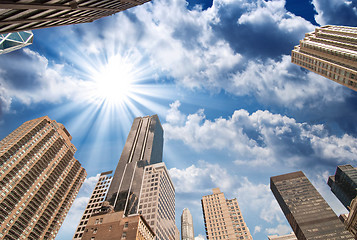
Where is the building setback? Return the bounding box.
[0,116,87,240]
[268,232,297,240]
[0,0,152,34]
[291,25,357,91]
[181,208,194,240]
[73,171,113,240]
[138,162,177,240]
[328,164,357,210]
[270,171,353,240]
[201,188,253,240]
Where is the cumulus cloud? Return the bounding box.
[266,224,292,236]
[169,160,235,193]
[163,101,357,167]
[312,0,357,26]
[195,234,206,240]
[254,226,262,234]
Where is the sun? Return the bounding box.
[91,55,136,105]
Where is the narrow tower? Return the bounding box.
[181,208,194,240]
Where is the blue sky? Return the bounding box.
[0,0,357,239]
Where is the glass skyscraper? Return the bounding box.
[271,171,353,240]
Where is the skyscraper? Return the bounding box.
[181,208,194,240]
[73,170,113,240]
[0,30,33,54]
[328,164,357,210]
[291,25,357,91]
[0,0,153,34]
[0,116,87,240]
[270,171,353,240]
[80,115,177,240]
[106,114,163,215]
[201,188,253,240]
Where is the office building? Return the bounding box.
[81,211,155,240]
[0,116,87,240]
[291,25,357,91]
[181,208,194,240]
[0,30,33,54]
[106,114,163,215]
[201,188,253,240]
[268,232,297,240]
[138,162,177,240]
[82,115,178,240]
[0,0,153,34]
[328,164,357,210]
[73,171,113,240]
[270,171,353,239]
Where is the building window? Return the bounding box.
[124,222,128,228]
[122,232,127,239]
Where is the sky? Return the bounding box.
[0,0,357,239]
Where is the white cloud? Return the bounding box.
[254,226,262,234]
[195,234,206,240]
[266,224,292,236]
[163,101,357,167]
[169,160,235,193]
[312,0,357,26]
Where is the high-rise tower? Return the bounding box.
[270,171,353,240]
[0,0,152,34]
[0,116,87,240]
[73,171,113,240]
[181,208,194,240]
[201,188,253,240]
[291,25,357,91]
[106,115,163,215]
[328,164,357,210]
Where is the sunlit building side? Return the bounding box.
[0,31,33,54]
[291,25,357,91]
[181,208,194,240]
[201,188,253,240]
[0,116,86,240]
[0,0,152,34]
[268,232,297,240]
[73,171,113,240]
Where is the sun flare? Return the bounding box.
[92,55,136,104]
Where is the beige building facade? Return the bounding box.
[0,116,86,239]
[343,196,357,237]
[268,232,297,240]
[81,211,155,240]
[201,188,253,240]
[291,25,357,91]
[73,171,113,239]
[138,162,178,240]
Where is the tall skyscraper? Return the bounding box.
[181,208,194,240]
[73,170,113,240]
[291,25,357,91]
[328,164,357,210]
[270,171,353,240]
[0,0,153,34]
[79,115,177,240]
[201,188,253,240]
[0,30,33,54]
[0,116,87,240]
[106,114,163,215]
[138,162,177,240]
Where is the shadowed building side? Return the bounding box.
[270,171,354,240]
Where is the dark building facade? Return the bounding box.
[0,0,152,34]
[271,171,353,240]
[328,165,357,210]
[106,115,163,215]
[0,116,87,240]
